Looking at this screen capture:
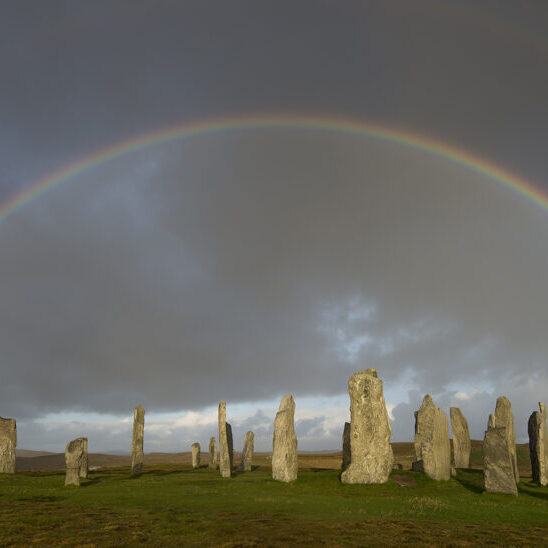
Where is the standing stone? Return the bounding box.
[341,369,393,484]
[65,438,86,486]
[191,442,201,469]
[412,395,451,481]
[238,431,254,472]
[218,401,231,478]
[208,437,218,471]
[78,437,88,478]
[483,418,518,495]
[493,396,519,484]
[528,402,547,486]
[272,394,298,482]
[450,407,471,469]
[0,417,16,474]
[227,423,234,470]
[131,405,145,475]
[341,421,351,472]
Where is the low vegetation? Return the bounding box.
[1,451,547,546]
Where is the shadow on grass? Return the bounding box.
[18,495,66,503]
[309,467,332,473]
[229,468,257,477]
[519,484,548,501]
[228,465,264,477]
[22,471,64,478]
[128,468,198,479]
[454,468,484,494]
[80,476,105,487]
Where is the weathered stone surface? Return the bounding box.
[450,407,471,469]
[493,396,519,484]
[238,431,254,472]
[528,402,547,486]
[227,423,234,470]
[412,395,451,481]
[483,425,518,495]
[191,442,201,469]
[131,405,145,475]
[208,437,218,471]
[341,421,351,472]
[0,417,16,474]
[78,437,88,479]
[65,438,86,486]
[218,401,231,478]
[341,369,393,484]
[272,394,298,482]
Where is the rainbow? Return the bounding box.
[2,114,547,223]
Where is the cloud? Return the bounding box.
[17,402,345,453]
[1,1,548,452]
[389,375,548,444]
[1,131,548,449]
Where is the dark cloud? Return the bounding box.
[2,1,548,191]
[1,1,547,449]
[1,132,547,427]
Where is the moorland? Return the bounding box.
[1,442,547,546]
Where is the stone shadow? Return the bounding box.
[454,468,484,494]
[133,469,193,478]
[80,476,104,487]
[518,484,548,501]
[22,471,64,478]
[126,469,191,480]
[18,495,66,502]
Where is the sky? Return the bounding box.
[1,0,548,453]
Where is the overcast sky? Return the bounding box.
[1,0,548,452]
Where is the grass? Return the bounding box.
[1,458,547,546]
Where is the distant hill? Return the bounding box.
[15,452,198,471]
[16,449,55,458]
[16,453,128,471]
[14,442,532,476]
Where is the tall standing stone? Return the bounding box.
[528,402,547,486]
[341,369,393,484]
[78,437,88,478]
[483,415,518,495]
[412,395,451,481]
[341,421,351,472]
[0,417,16,474]
[191,442,201,469]
[131,405,145,475]
[65,438,86,486]
[208,437,218,471]
[218,401,231,478]
[238,431,254,472]
[227,423,234,470]
[272,394,298,482]
[493,396,519,484]
[450,407,471,469]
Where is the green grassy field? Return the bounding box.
[1,458,547,546]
